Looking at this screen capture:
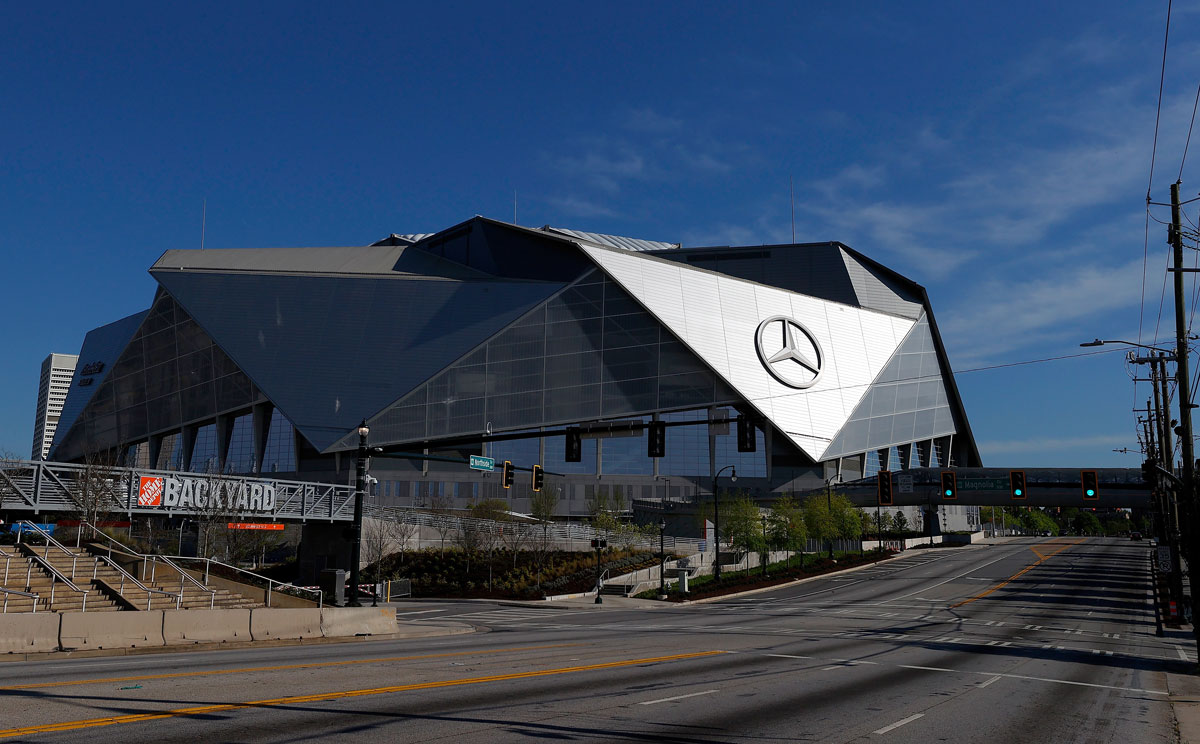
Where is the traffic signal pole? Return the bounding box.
[1170,181,1200,660]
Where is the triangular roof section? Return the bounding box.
[573,243,916,461]
[151,268,566,451]
[820,314,957,460]
[49,308,149,459]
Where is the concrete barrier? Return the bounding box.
[60,610,164,651]
[0,613,61,654]
[320,607,397,638]
[250,608,322,641]
[163,608,251,645]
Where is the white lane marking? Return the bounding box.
[822,665,844,671]
[978,676,1002,688]
[1179,648,1189,661]
[766,653,811,659]
[883,546,1031,602]
[985,620,996,626]
[639,689,720,706]
[874,713,925,734]
[393,609,444,616]
[900,664,955,672]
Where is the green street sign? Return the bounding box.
[469,455,495,472]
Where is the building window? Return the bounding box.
[224,414,254,474]
[191,424,218,473]
[261,409,296,473]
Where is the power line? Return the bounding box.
[1147,0,1173,200]
[1181,79,1200,181]
[952,347,1127,375]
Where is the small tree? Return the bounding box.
[529,486,560,591]
[724,495,763,560]
[803,493,837,558]
[893,510,909,534]
[768,496,807,567]
[429,492,454,555]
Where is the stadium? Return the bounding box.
[50,216,981,534]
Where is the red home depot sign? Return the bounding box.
[227,522,285,531]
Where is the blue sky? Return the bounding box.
[1,2,1196,468]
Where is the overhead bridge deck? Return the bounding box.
[0,460,356,521]
[827,467,1153,509]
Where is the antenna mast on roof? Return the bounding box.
[789,176,795,244]
[201,198,206,250]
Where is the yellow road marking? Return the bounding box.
[951,539,1084,608]
[0,650,724,739]
[0,643,584,691]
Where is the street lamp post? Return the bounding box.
[712,465,737,582]
[348,420,369,607]
[658,517,667,599]
[761,514,768,577]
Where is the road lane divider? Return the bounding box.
[638,689,719,705]
[950,539,1084,609]
[873,713,924,734]
[0,643,586,691]
[0,650,725,739]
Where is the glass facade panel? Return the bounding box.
[822,315,957,459]
[156,433,182,470]
[224,414,255,473]
[62,292,265,460]
[191,424,218,473]
[262,409,296,473]
[367,273,736,446]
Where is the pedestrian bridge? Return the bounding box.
[0,459,356,522]
[829,468,1153,509]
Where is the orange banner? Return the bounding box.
[226,522,285,531]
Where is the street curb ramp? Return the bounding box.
[163,608,252,645]
[320,607,397,637]
[0,613,60,654]
[60,610,165,651]
[250,607,322,641]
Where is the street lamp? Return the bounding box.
[1079,338,1179,359]
[825,473,841,559]
[712,465,737,581]
[348,420,369,607]
[658,517,667,599]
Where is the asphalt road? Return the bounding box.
[0,537,1187,743]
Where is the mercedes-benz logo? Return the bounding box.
[755,315,824,389]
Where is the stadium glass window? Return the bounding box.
[261,409,296,473]
[156,433,183,471]
[191,424,218,473]
[224,414,254,474]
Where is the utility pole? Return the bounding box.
[1170,181,1198,656]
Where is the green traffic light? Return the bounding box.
[1086,489,1095,496]
[945,489,952,496]
[1014,489,1023,496]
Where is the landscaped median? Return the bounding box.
[0,606,405,656]
[638,548,900,602]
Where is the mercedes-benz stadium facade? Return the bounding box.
[50,216,982,532]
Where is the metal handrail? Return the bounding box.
[15,521,82,581]
[27,554,89,611]
[0,587,39,614]
[80,523,218,609]
[163,556,322,608]
[92,554,181,610]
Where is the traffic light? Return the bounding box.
[647,420,666,458]
[531,464,544,492]
[565,427,582,463]
[941,471,957,500]
[1141,459,1157,487]
[737,415,756,452]
[502,460,514,489]
[1009,470,1027,500]
[877,470,893,506]
[1081,470,1099,500]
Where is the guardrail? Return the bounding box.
[163,556,322,608]
[0,587,40,613]
[0,459,355,521]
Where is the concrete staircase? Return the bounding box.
[0,546,49,612]
[8,543,261,612]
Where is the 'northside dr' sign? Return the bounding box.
[137,474,277,514]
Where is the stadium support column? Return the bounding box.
[1170,181,1199,660]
